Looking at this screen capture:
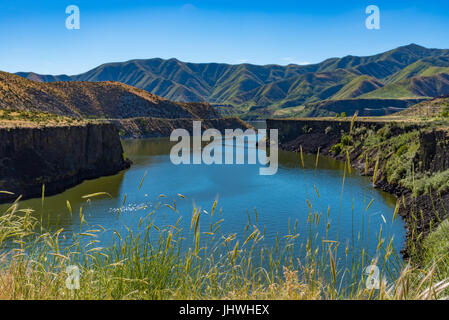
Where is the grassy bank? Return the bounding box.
[419,220,449,286]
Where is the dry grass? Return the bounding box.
[0,109,87,128]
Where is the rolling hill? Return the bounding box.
[331,75,384,100]
[0,71,219,119]
[385,56,449,83]
[15,44,449,118]
[361,73,449,99]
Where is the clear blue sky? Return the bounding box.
[1,0,449,75]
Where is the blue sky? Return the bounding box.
[1,0,449,75]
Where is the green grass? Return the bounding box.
[421,219,449,283]
[403,170,449,196]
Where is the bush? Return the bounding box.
[341,135,353,146]
[377,126,393,141]
[331,143,343,154]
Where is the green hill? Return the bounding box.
[331,75,384,99]
[361,73,449,99]
[385,56,449,83]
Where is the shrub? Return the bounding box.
[331,143,343,154]
[441,105,449,118]
[341,135,353,146]
[377,126,393,141]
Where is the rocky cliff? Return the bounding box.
[267,118,391,154]
[114,117,253,138]
[0,123,130,203]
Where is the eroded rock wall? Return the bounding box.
[0,123,130,203]
[114,117,253,139]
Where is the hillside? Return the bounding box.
[331,75,384,99]
[16,44,449,117]
[0,71,219,119]
[361,73,449,99]
[268,98,425,118]
[385,56,449,83]
[396,95,449,117]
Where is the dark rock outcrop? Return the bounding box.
[0,123,131,203]
[267,118,388,154]
[113,117,253,139]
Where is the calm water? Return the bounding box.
[2,128,406,283]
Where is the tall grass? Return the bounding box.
[0,156,448,300]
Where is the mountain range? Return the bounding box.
[16,44,449,118]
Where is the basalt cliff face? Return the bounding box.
[0,123,131,203]
[267,118,390,155]
[114,117,253,138]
